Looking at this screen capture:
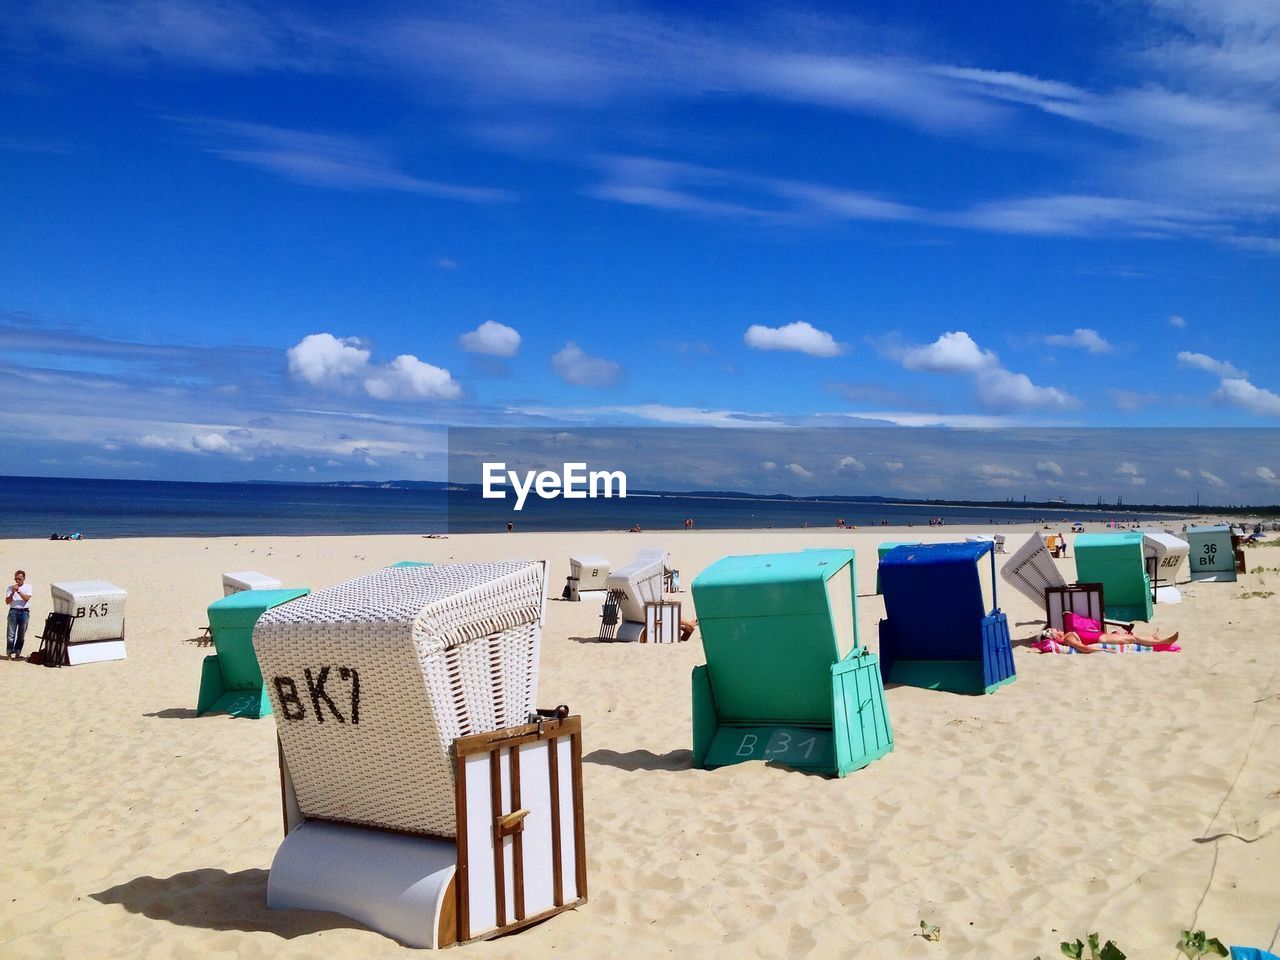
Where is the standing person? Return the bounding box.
[6,569,32,660]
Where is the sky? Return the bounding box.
[1,1,1277,502]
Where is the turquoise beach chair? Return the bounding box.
[691,549,893,777]
[1073,532,1153,622]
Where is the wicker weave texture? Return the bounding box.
[254,562,545,837]
[50,581,127,643]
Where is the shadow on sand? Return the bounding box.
[92,867,362,939]
[584,747,693,772]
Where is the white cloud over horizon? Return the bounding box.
[287,332,461,400]
[744,321,848,357]
[1045,327,1113,353]
[551,341,623,388]
[459,320,522,357]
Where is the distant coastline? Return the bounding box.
[4,474,1241,540]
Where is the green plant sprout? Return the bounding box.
[1060,932,1126,960]
[1176,930,1228,959]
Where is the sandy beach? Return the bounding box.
[1,523,1277,959]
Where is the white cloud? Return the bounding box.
[459,320,521,357]
[786,462,813,478]
[1175,467,1192,479]
[551,341,622,387]
[364,355,462,400]
[836,455,866,472]
[1036,460,1064,476]
[1177,351,1247,379]
[975,368,1077,410]
[288,333,460,401]
[191,432,234,453]
[744,321,847,357]
[761,460,777,471]
[1200,469,1226,488]
[884,460,904,471]
[1257,466,1277,483]
[437,258,458,269]
[1118,462,1140,475]
[898,331,998,373]
[1130,476,1147,486]
[287,333,371,386]
[137,433,185,451]
[1169,314,1187,328]
[1216,378,1280,417]
[1045,327,1113,353]
[974,464,1024,479]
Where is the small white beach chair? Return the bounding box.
[603,554,667,641]
[565,555,610,602]
[49,581,127,664]
[222,570,283,596]
[252,561,586,948]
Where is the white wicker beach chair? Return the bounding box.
[603,555,666,641]
[49,580,127,664]
[999,533,1067,614]
[222,570,283,595]
[253,561,587,947]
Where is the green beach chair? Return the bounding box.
[197,588,309,718]
[690,549,893,777]
[1073,532,1153,622]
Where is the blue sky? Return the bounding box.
[1,1,1277,501]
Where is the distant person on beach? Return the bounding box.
[629,524,642,533]
[6,570,32,660]
[506,521,514,532]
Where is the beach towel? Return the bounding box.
[1062,611,1104,641]
[1031,638,1181,654]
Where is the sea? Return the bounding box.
[1,476,1188,539]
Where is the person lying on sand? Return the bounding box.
[1037,626,1180,654]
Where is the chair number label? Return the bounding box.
[273,666,361,724]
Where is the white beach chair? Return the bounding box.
[222,570,283,596]
[1000,533,1068,618]
[603,554,668,642]
[1140,530,1190,603]
[565,555,610,602]
[252,562,586,948]
[49,581,127,664]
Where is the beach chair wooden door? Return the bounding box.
[452,715,588,944]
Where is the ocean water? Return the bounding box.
[2,475,1184,539]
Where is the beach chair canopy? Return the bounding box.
[253,561,546,838]
[222,570,283,595]
[1185,524,1238,581]
[569,554,610,592]
[880,541,996,662]
[203,588,309,702]
[605,556,665,622]
[693,549,857,725]
[1074,532,1153,621]
[1000,532,1066,610]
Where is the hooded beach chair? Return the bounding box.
[879,541,1015,695]
[252,562,586,948]
[197,588,309,718]
[1139,530,1189,603]
[1073,532,1153,622]
[690,549,892,777]
[875,541,916,594]
[566,555,609,602]
[49,580,127,664]
[603,553,669,641]
[222,570,284,596]
[1184,524,1239,582]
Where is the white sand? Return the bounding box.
[1,525,1277,959]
